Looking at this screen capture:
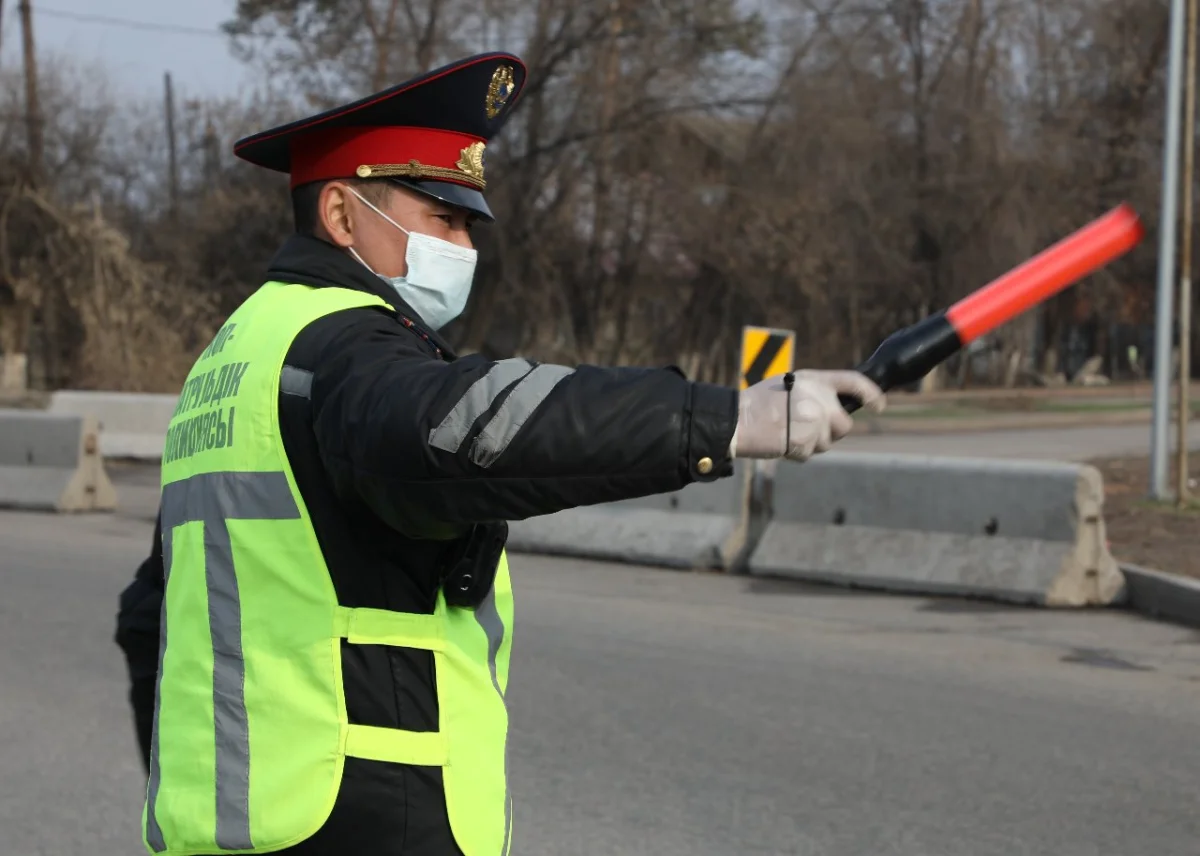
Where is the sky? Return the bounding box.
[6,0,801,107]
[8,1,250,101]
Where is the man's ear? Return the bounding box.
[318,182,356,248]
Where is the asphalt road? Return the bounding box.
[4,503,1200,856]
[840,420,1200,460]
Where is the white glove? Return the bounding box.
[729,370,886,462]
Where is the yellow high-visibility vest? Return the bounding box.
[144,281,514,855]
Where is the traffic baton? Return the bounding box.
[831,204,1146,413]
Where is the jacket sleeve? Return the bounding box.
[114,511,164,774]
[305,309,739,537]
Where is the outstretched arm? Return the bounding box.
[304,310,739,538]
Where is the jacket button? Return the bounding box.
[697,457,714,475]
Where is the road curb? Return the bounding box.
[860,410,1180,436]
[1119,563,1200,629]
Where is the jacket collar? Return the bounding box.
[264,233,457,357]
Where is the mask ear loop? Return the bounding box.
[347,245,375,274]
[345,185,412,236]
[345,185,413,275]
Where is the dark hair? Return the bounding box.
[291,178,395,235]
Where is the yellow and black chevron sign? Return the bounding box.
[739,326,795,390]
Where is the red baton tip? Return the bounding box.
[945,204,1145,345]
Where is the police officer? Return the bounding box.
[115,53,885,856]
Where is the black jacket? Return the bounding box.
[114,234,739,855]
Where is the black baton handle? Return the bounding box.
[836,313,964,414]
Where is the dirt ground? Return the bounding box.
[1090,452,1200,579]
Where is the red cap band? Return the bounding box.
[287,126,487,190]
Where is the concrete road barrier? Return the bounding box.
[48,390,177,459]
[0,409,118,512]
[506,462,756,571]
[747,452,1125,606]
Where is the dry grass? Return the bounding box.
[1092,452,1200,579]
[0,185,219,393]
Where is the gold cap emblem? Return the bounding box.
[486,65,516,119]
[456,141,486,184]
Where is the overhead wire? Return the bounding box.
[30,6,235,38]
[27,3,895,50]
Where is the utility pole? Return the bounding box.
[18,0,43,186]
[202,116,220,187]
[1178,0,1198,506]
[1150,0,1188,500]
[164,72,180,217]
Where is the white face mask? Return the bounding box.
[346,187,478,331]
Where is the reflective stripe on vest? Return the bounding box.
[144,282,514,856]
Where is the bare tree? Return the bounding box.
[0,0,1179,393]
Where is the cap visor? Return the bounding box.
[391,179,494,222]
